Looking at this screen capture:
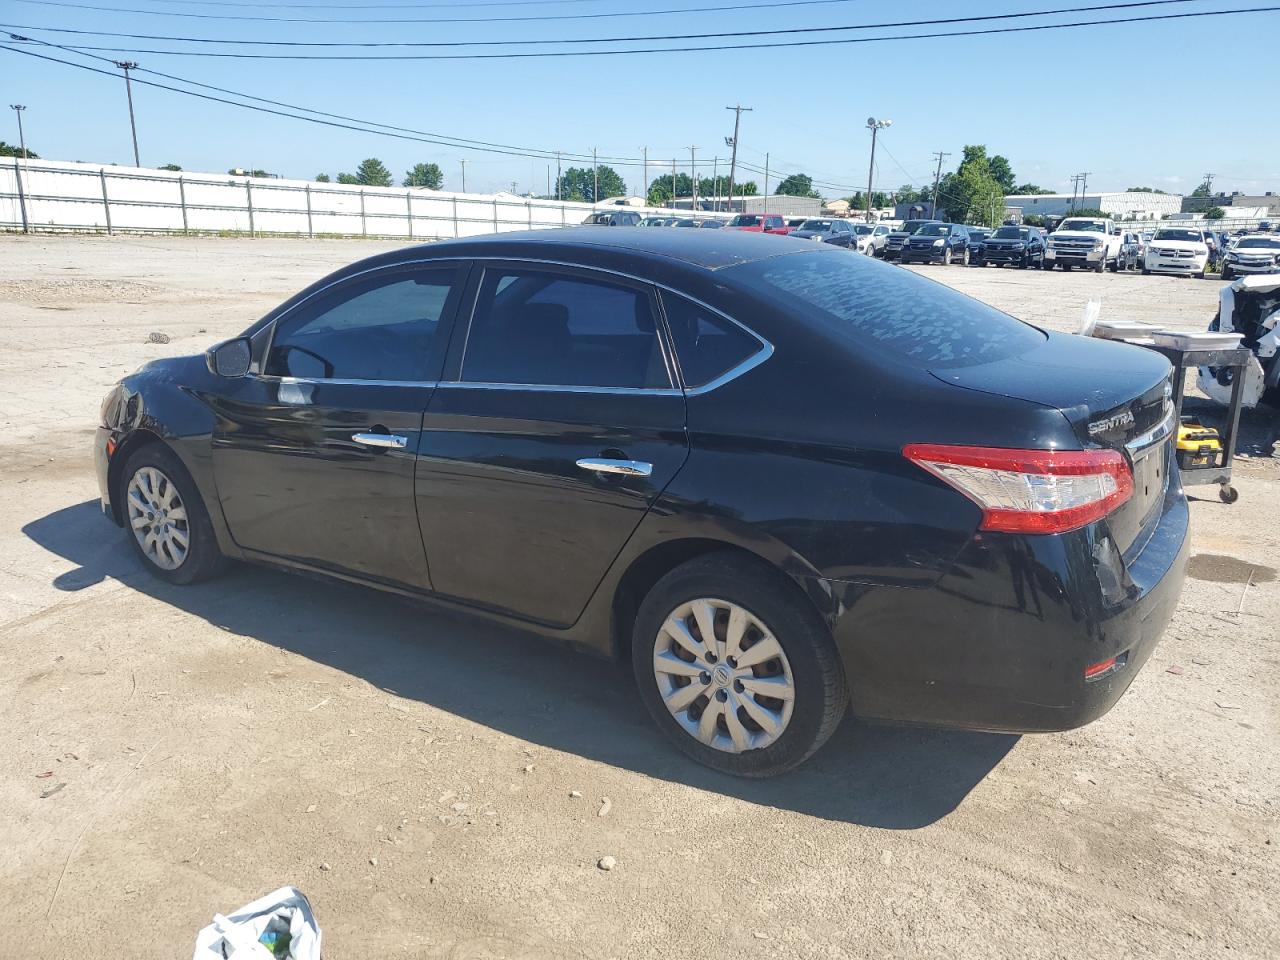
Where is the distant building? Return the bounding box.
[670,194,823,217]
[1002,191,1183,219]
[1183,191,1280,214]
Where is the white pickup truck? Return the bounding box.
[1044,216,1124,272]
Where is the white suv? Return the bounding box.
[1221,234,1280,280]
[1143,227,1211,279]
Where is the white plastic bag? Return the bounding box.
[1077,298,1102,337]
[193,886,321,959]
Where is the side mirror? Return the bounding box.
[206,338,252,378]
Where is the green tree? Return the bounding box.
[0,141,37,158]
[315,173,331,183]
[1022,214,1047,227]
[776,173,820,198]
[556,165,625,203]
[647,172,694,205]
[403,162,444,189]
[1191,179,1213,198]
[1012,183,1053,195]
[1203,206,1226,220]
[893,183,923,204]
[988,154,1016,193]
[938,145,1006,226]
[336,173,360,185]
[1126,186,1165,193]
[158,163,182,171]
[1064,208,1108,218]
[354,157,393,187]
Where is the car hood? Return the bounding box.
[789,230,831,239]
[1150,239,1207,253]
[1050,230,1107,242]
[724,225,764,231]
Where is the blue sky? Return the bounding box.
[3,0,1278,198]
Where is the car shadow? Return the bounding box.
[23,500,1017,830]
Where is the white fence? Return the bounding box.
[0,158,698,239]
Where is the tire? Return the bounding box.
[631,552,848,777]
[1018,254,1028,269]
[1095,256,1106,273]
[1219,485,1239,504]
[1222,266,1234,280]
[118,442,228,585]
[961,247,970,266]
[942,247,952,266]
[1142,267,1151,275]
[1041,257,1051,270]
[1109,255,1120,272]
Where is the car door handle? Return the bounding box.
[576,458,653,478]
[352,432,407,449]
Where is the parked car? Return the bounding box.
[1221,234,1280,279]
[724,213,789,234]
[785,217,808,232]
[898,222,972,265]
[851,223,891,256]
[673,218,701,228]
[965,228,992,262]
[1143,227,1211,278]
[698,219,725,229]
[582,211,641,226]
[976,224,1046,269]
[1045,217,1123,272]
[1260,220,1274,233]
[1116,232,1142,271]
[638,216,677,227]
[788,218,858,248]
[882,219,941,261]
[94,228,1187,776]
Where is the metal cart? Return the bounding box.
[1143,343,1251,503]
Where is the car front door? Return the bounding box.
[210,262,467,589]
[414,261,689,627]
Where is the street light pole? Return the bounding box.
[114,61,141,167]
[9,105,26,160]
[460,158,467,193]
[865,117,892,224]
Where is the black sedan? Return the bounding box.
[978,225,1047,268]
[787,218,857,248]
[95,229,1187,776]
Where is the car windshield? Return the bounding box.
[800,220,833,231]
[1058,219,1107,233]
[916,224,950,237]
[992,226,1025,239]
[852,225,872,235]
[727,215,761,227]
[728,249,1045,369]
[787,218,806,226]
[1239,237,1280,249]
[1153,229,1204,242]
[899,220,933,234]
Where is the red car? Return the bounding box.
[724,213,790,234]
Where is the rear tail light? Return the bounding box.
[902,444,1133,534]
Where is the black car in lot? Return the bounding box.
[882,218,940,260]
[786,218,857,248]
[898,222,972,265]
[965,228,992,264]
[978,225,1048,268]
[95,229,1187,776]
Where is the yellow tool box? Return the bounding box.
[1176,418,1222,470]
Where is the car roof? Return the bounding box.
[388,226,807,271]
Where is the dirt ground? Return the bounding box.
[2,234,1277,960]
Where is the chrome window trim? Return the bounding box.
[249,374,441,388]
[1125,409,1176,457]
[258,253,774,397]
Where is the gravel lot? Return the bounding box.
[2,235,1277,960]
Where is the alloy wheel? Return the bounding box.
[126,466,190,570]
[652,598,796,754]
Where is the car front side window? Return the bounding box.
[265,267,459,382]
[461,268,670,390]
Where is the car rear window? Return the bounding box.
[726,250,1045,368]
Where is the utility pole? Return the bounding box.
[114,61,141,167]
[724,103,752,214]
[460,159,467,193]
[688,146,698,211]
[1068,173,1081,213]
[592,147,598,205]
[1202,172,1215,194]
[712,156,719,211]
[865,117,892,224]
[929,150,950,219]
[555,152,561,201]
[546,165,550,198]
[641,146,648,205]
[670,158,677,210]
[763,152,770,215]
[8,105,26,160]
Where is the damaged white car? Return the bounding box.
[1199,275,1280,408]
[1222,234,1280,281]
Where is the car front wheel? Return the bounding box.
[120,443,228,584]
[632,553,848,777]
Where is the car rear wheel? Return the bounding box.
[631,553,847,777]
[120,443,228,584]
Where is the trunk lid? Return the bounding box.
[930,332,1175,552]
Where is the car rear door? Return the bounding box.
[414,261,689,627]
[210,262,467,589]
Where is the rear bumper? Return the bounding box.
[827,477,1189,733]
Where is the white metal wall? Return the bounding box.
[1,158,705,238]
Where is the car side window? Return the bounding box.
[461,268,669,389]
[662,292,763,389]
[266,267,459,382]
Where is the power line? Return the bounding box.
[0,2,1210,48]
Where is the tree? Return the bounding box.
[1012,182,1052,195]
[351,157,393,187]
[315,173,331,183]
[403,162,443,189]
[159,163,182,171]
[647,172,693,205]
[894,183,923,205]
[1126,186,1165,193]
[988,154,1016,193]
[0,141,37,158]
[1203,206,1226,220]
[556,165,625,203]
[1023,214,1047,227]
[937,145,1006,226]
[336,173,360,185]
[775,173,820,198]
[1191,179,1213,198]
[1065,207,1108,218]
